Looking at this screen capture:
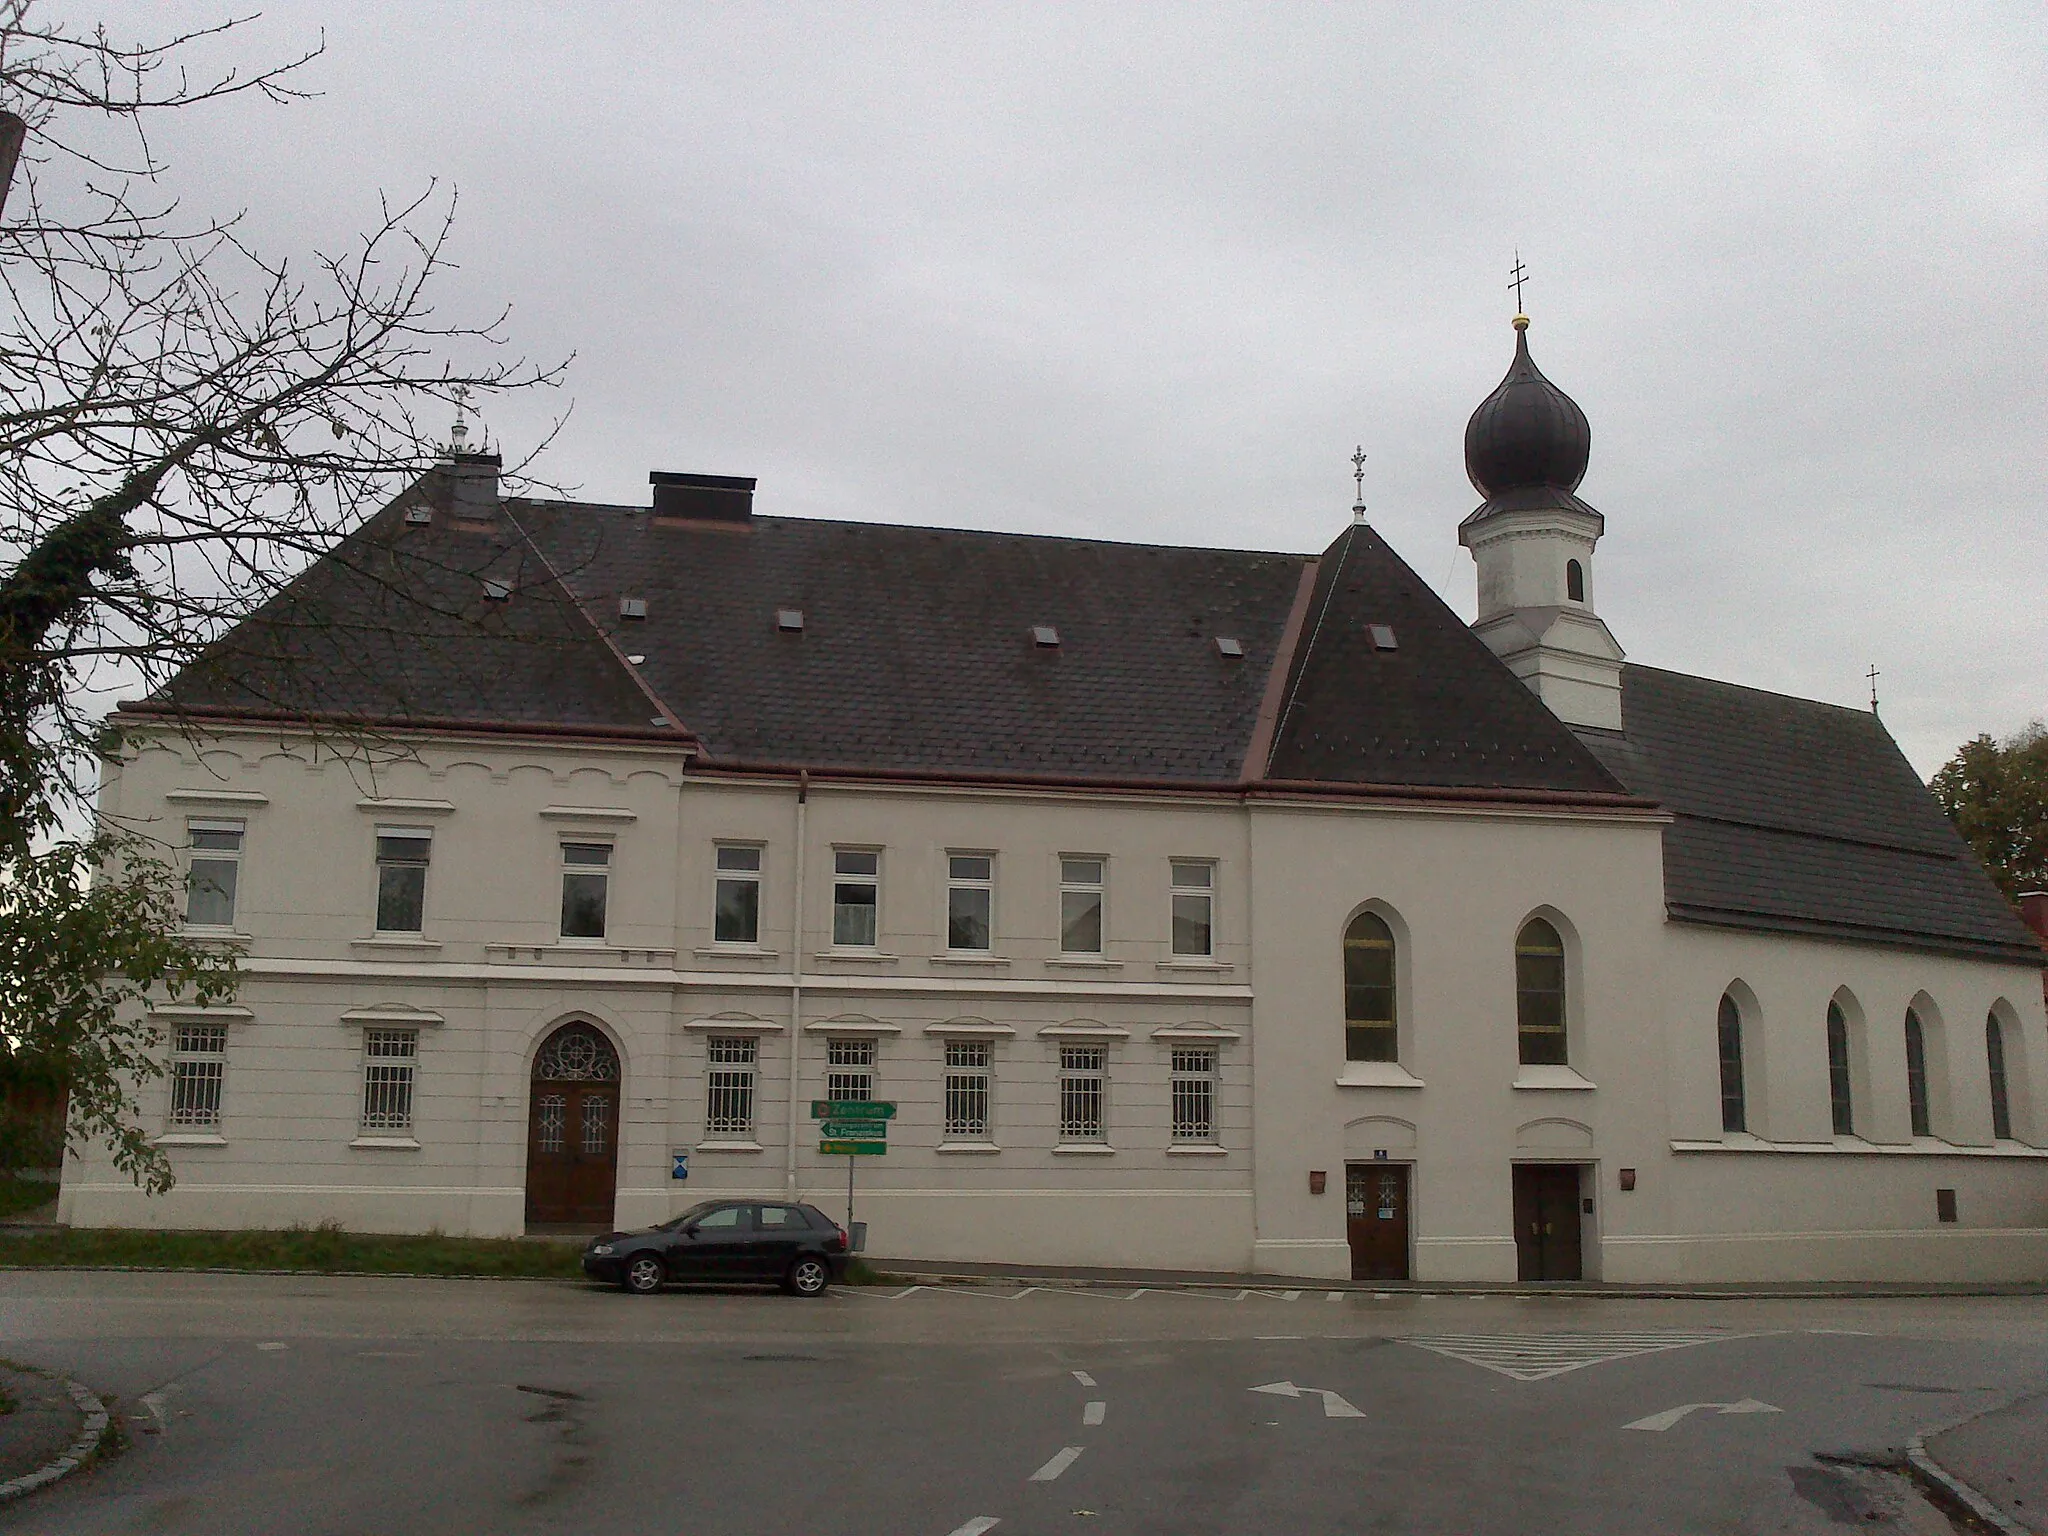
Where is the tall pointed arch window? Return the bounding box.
[1826,1001,1854,1135]
[1515,919,1568,1065]
[1904,1008,1932,1137]
[1986,1011,2013,1141]
[1717,993,1746,1133]
[1343,911,1397,1062]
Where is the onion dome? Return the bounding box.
[1464,316,1590,500]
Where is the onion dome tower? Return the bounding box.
[1457,314,1625,731]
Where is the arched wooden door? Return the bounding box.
[525,1022,621,1228]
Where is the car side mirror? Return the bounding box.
[682,1224,700,1238]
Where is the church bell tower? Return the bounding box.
[1458,312,1625,731]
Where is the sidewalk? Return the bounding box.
[0,1362,96,1499]
[868,1255,2048,1300]
[1924,1393,2048,1534]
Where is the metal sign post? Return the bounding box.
[811,1099,894,1233]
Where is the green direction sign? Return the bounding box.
[819,1140,888,1156]
[810,1099,896,1121]
[821,1120,888,1140]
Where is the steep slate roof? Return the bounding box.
[1578,666,2041,964]
[1264,523,1628,793]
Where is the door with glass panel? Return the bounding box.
[525,1021,621,1228]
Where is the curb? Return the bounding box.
[0,1374,112,1505]
[867,1271,2048,1301]
[1906,1402,2037,1536]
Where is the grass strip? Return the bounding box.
[0,1224,887,1285]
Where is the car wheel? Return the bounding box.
[622,1253,667,1295]
[785,1254,830,1297]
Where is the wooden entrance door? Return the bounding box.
[1512,1164,1583,1281]
[1345,1163,1411,1282]
[525,1023,621,1228]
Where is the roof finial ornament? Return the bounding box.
[448,383,473,454]
[1509,251,1530,331]
[1867,663,1881,714]
[1351,445,1368,524]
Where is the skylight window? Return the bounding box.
[1032,625,1060,648]
[619,597,648,619]
[1216,637,1244,658]
[777,609,804,631]
[1368,624,1397,651]
[481,579,511,602]
[403,504,431,525]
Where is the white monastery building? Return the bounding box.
[65,317,2048,1283]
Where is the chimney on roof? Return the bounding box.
[441,451,501,525]
[651,471,755,525]
[2018,891,2048,943]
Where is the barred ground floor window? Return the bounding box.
[705,1035,758,1138]
[943,1040,991,1139]
[360,1028,418,1133]
[827,1038,876,1102]
[1058,1045,1106,1142]
[169,1025,228,1128]
[1170,1047,1217,1142]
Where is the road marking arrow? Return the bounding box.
[1623,1399,1782,1432]
[1248,1381,1365,1418]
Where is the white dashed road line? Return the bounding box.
[1070,1370,1096,1387]
[945,1518,1001,1536]
[1030,1446,1085,1482]
[1083,1401,1105,1426]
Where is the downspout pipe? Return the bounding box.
[786,769,809,1198]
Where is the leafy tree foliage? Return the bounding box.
[1930,722,2048,904]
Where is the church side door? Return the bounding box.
[1345,1163,1411,1282]
[525,1023,621,1229]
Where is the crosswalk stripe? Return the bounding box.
[1397,1330,1756,1381]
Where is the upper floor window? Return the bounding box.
[946,854,993,952]
[1904,1007,1932,1137]
[361,1029,419,1134]
[169,1024,227,1129]
[1514,918,1568,1065]
[1987,1010,2013,1141]
[832,850,879,948]
[1343,911,1397,1062]
[184,820,244,928]
[1566,559,1586,603]
[1826,1000,1854,1135]
[1059,858,1105,954]
[826,1038,875,1102]
[1717,992,1746,1133]
[375,827,432,934]
[714,845,762,944]
[1170,861,1214,957]
[560,843,611,940]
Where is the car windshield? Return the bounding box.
[657,1201,724,1230]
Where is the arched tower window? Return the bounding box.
[1515,918,1567,1065]
[1987,1010,2013,1141]
[1343,911,1397,1062]
[1904,1008,1932,1137]
[1566,559,1585,603]
[1826,1000,1854,1135]
[1717,992,1746,1133]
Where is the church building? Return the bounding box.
[64,316,2048,1283]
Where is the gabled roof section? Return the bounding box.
[1579,665,2041,964]
[136,473,666,737]
[513,505,1304,780]
[1263,524,1629,793]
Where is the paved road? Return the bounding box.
[1,1272,2041,1534]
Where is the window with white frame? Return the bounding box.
[1059,857,1104,954]
[943,1040,992,1139]
[559,842,611,939]
[826,1038,875,1101]
[184,820,244,928]
[1170,861,1215,957]
[832,850,880,947]
[375,827,432,934]
[1058,1045,1106,1142]
[947,854,994,951]
[1170,1047,1218,1142]
[360,1029,419,1133]
[704,1035,757,1137]
[168,1024,228,1128]
[714,845,762,944]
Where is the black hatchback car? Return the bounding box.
[582,1199,851,1296]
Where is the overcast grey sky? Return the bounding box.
[95,2,2045,776]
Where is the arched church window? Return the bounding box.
[1826,1001,1854,1135]
[1343,911,1397,1062]
[1717,993,1746,1133]
[1515,918,1567,1065]
[1987,1011,2013,1141]
[1566,559,1585,603]
[1904,1008,1932,1137]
